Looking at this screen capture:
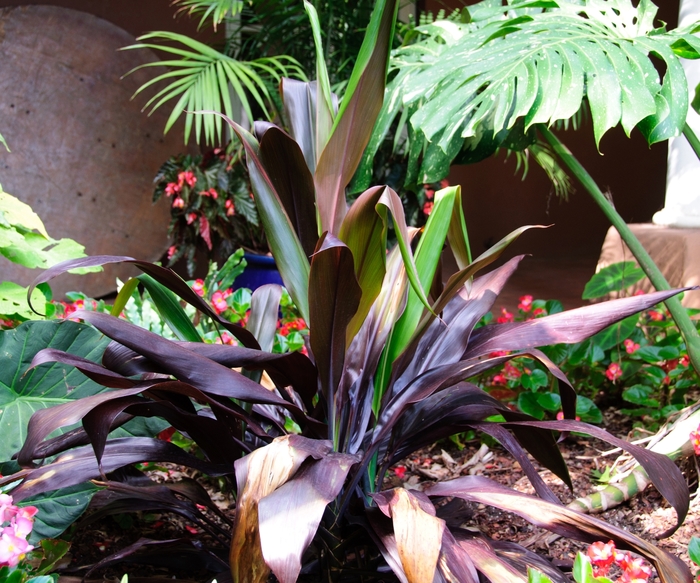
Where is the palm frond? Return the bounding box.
[511,140,573,200]
[394,0,700,150]
[124,32,305,145]
[172,0,244,31]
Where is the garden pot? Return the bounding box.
[235,252,284,291]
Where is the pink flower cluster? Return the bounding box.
[165,171,197,210]
[211,289,232,315]
[0,494,37,568]
[587,541,652,582]
[606,362,622,382]
[690,425,700,456]
[279,318,307,336]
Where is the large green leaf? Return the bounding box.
[0,282,46,320]
[395,0,697,150]
[0,320,163,463]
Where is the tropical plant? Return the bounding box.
[153,145,265,272]
[0,2,695,582]
[368,0,700,374]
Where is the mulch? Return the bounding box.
[57,408,700,583]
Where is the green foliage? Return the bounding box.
[124,32,304,145]
[172,0,243,30]
[583,262,646,300]
[477,264,697,428]
[153,147,265,274]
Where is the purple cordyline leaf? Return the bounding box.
[86,398,248,467]
[26,255,135,315]
[82,481,211,530]
[411,227,545,347]
[230,436,334,583]
[258,452,360,583]
[17,384,155,467]
[364,508,409,583]
[503,419,689,537]
[437,529,480,583]
[314,0,398,235]
[463,287,694,359]
[280,79,338,175]
[339,242,408,454]
[202,111,311,321]
[372,488,445,583]
[8,438,231,502]
[486,537,570,583]
[83,538,229,578]
[308,234,361,442]
[453,534,528,582]
[425,475,692,583]
[70,310,309,418]
[107,340,319,414]
[373,350,576,457]
[382,383,569,500]
[28,256,260,348]
[32,348,137,388]
[338,185,390,340]
[390,256,525,401]
[254,122,318,258]
[247,283,283,353]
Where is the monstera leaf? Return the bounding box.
[0,320,164,462]
[383,0,700,166]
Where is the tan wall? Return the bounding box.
[0,0,221,40]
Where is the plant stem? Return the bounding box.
[539,125,700,375]
[683,123,700,160]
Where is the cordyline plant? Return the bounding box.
[0,1,695,582]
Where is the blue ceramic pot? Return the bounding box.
[235,252,284,291]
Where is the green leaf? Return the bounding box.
[25,483,98,542]
[0,190,49,237]
[394,0,685,154]
[534,391,561,412]
[33,537,71,575]
[582,262,645,299]
[0,321,164,464]
[688,536,700,567]
[590,314,638,352]
[520,368,549,390]
[138,274,202,342]
[622,384,659,408]
[124,33,303,145]
[517,392,545,420]
[172,0,244,31]
[314,0,399,235]
[0,282,46,320]
[576,395,603,424]
[527,567,553,583]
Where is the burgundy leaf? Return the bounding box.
[308,234,361,438]
[503,419,689,537]
[10,438,230,502]
[247,284,283,353]
[365,508,409,583]
[258,452,360,583]
[425,476,692,583]
[31,348,137,388]
[438,529,481,583]
[464,288,693,359]
[255,122,318,257]
[314,0,398,235]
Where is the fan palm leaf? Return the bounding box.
[172,0,244,30]
[124,32,305,145]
